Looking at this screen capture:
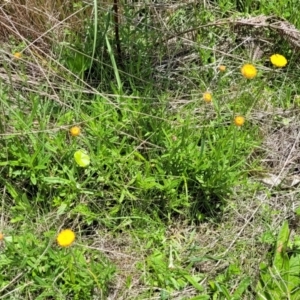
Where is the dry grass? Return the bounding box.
[0,0,92,50]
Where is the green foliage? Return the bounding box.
[2,0,300,298]
[256,221,300,299]
[141,249,205,298]
[259,0,300,23]
[0,231,115,299]
[209,264,251,299]
[0,86,258,225]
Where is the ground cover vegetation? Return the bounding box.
[1,0,300,299]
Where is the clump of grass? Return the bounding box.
[0,227,115,299]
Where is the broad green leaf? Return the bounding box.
[74,150,90,167]
[273,221,289,271]
[288,254,300,293]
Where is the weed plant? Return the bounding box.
[0,0,300,298]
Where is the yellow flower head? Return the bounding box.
[203,92,212,103]
[270,54,287,68]
[219,65,226,72]
[13,52,22,60]
[57,229,76,247]
[69,126,81,137]
[241,64,257,79]
[234,116,245,127]
[0,232,4,241]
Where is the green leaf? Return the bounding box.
[74,150,90,167]
[232,277,251,299]
[183,274,204,291]
[288,254,300,293]
[273,221,289,271]
[295,206,300,216]
[30,173,37,185]
[5,182,19,200]
[57,203,68,216]
[214,282,231,299]
[42,177,71,185]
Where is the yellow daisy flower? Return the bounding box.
[241,64,257,79]
[69,126,81,137]
[270,54,287,68]
[234,116,245,127]
[13,52,22,60]
[57,229,76,247]
[219,65,226,72]
[203,92,212,103]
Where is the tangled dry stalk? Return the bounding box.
[0,0,92,49]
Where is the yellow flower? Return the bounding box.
[69,126,81,137]
[57,229,76,247]
[13,52,22,59]
[234,116,245,127]
[0,233,4,241]
[219,65,226,72]
[203,92,212,103]
[270,54,287,68]
[241,64,257,79]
